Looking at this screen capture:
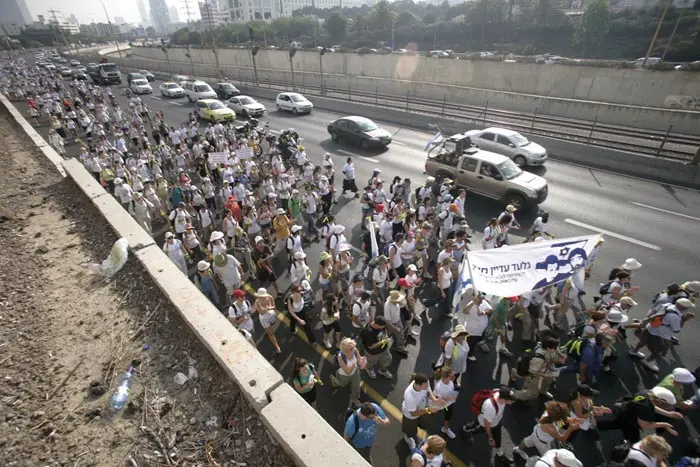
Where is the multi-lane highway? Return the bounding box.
[23,77,700,466]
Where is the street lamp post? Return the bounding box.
[662,8,686,61]
[289,45,297,91]
[319,47,325,95]
[643,0,672,66]
[204,0,222,80]
[249,27,259,86]
[98,0,124,68]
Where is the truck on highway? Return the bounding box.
[424,132,548,210]
[90,62,122,85]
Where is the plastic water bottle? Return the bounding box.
[109,360,139,411]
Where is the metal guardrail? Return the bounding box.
[94,53,700,161]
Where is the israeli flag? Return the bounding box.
[452,257,473,314]
[424,131,444,151]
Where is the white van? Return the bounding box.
[183,80,216,102]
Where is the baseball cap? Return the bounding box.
[672,367,696,384]
[554,450,582,467]
[232,289,246,299]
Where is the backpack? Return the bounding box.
[561,337,589,361]
[471,389,499,416]
[344,402,361,442]
[438,331,451,353]
[599,280,615,295]
[647,303,680,328]
[405,440,449,467]
[326,233,339,251]
[515,350,544,377]
[285,235,295,253]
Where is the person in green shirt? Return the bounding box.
[655,367,696,409]
[291,358,321,409]
[487,297,514,358]
[288,189,303,226]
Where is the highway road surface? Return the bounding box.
[22,78,700,467]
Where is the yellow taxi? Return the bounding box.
[195,99,236,123]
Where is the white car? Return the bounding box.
[227,95,266,118]
[465,127,547,167]
[183,80,216,102]
[159,82,185,98]
[130,78,153,94]
[275,92,313,115]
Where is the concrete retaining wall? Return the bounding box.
[0,92,370,467]
[120,49,700,134]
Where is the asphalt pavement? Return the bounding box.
[21,77,700,467]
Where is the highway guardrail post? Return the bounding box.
[587,116,598,144]
[531,107,538,131]
[657,125,672,156]
[483,101,488,126]
[442,95,446,118]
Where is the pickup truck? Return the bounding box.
[424,146,548,210]
[89,62,122,85]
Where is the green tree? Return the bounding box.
[396,11,419,27]
[371,0,396,30]
[325,13,347,42]
[423,12,438,24]
[573,0,611,54]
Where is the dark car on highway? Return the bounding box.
[127,72,146,85]
[215,82,240,100]
[139,70,155,81]
[327,116,393,149]
[70,69,88,81]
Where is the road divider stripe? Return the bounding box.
[631,202,700,222]
[241,281,467,467]
[564,218,662,251]
[336,149,380,163]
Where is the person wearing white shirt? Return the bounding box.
[401,374,439,450]
[228,290,255,339]
[169,203,191,236]
[328,224,347,255]
[342,158,359,195]
[162,232,188,274]
[114,178,134,210]
[462,387,516,464]
[433,368,459,439]
[533,449,583,467]
[408,435,447,467]
[624,434,672,467]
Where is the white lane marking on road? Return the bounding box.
[564,218,662,251]
[336,149,379,163]
[630,202,700,222]
[151,96,162,100]
[392,141,406,146]
[171,101,183,106]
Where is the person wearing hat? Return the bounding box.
[129,191,156,236]
[318,251,335,295]
[360,315,394,380]
[272,207,293,252]
[286,225,304,261]
[655,368,697,409]
[440,325,470,389]
[168,202,192,239]
[252,287,282,355]
[652,281,700,348]
[596,386,683,442]
[212,252,243,303]
[193,260,220,308]
[329,224,348,256]
[629,297,695,372]
[287,188,303,227]
[114,177,135,212]
[533,448,583,467]
[290,251,312,286]
[182,223,205,264]
[462,386,516,463]
[228,289,255,343]
[207,230,227,259]
[384,290,409,357]
[163,231,189,274]
[334,243,354,302]
[497,204,521,245]
[609,258,643,280]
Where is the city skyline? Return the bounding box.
[24,0,185,26]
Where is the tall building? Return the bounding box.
[1,0,33,26]
[137,0,151,26]
[169,6,181,23]
[114,16,127,25]
[199,0,230,26]
[217,0,366,22]
[47,9,80,35]
[149,0,171,32]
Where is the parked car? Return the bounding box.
[59,67,73,77]
[424,145,548,210]
[226,95,265,118]
[183,80,216,102]
[130,78,153,94]
[126,72,146,85]
[159,82,185,98]
[275,92,313,114]
[215,82,240,100]
[465,127,547,167]
[327,116,392,149]
[632,57,661,67]
[69,60,81,67]
[196,99,236,123]
[138,69,155,81]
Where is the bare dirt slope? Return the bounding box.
[0,109,292,466]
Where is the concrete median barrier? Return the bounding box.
[1,91,371,467]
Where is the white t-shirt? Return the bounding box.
[214,255,241,286]
[478,393,506,427]
[625,442,657,467]
[401,383,429,420]
[384,300,402,324]
[460,300,491,336]
[410,451,444,467]
[228,300,254,332]
[536,449,582,467]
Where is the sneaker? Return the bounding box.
[462,421,478,433]
[671,336,680,345]
[441,426,456,439]
[628,350,646,359]
[404,435,416,450]
[512,447,528,461]
[395,348,409,357]
[540,391,554,400]
[499,348,513,358]
[495,453,514,465]
[377,369,393,379]
[323,339,332,350]
[478,341,490,353]
[366,369,377,379]
[468,355,477,362]
[411,329,420,337]
[641,360,660,372]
